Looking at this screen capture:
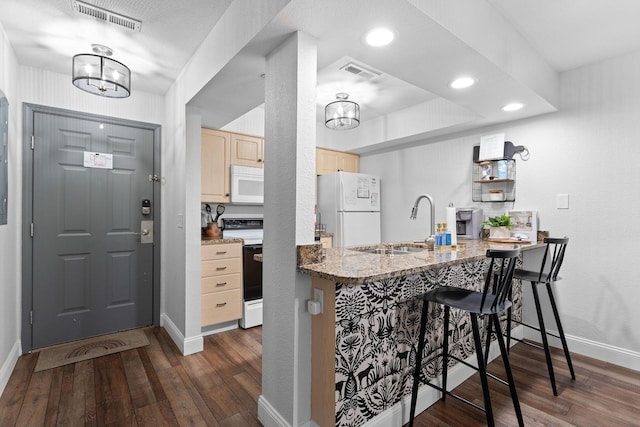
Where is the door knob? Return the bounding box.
[134,229,150,236]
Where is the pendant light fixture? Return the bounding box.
[72,44,131,98]
[325,93,360,130]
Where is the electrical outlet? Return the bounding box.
[314,288,324,313]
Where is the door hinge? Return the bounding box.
[31,135,35,150]
[30,311,33,325]
[148,174,159,182]
[30,223,34,237]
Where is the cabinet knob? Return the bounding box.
[258,159,262,162]
[225,193,230,197]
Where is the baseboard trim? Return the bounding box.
[258,395,291,427]
[0,339,22,396]
[160,313,203,356]
[524,328,640,371]
[201,320,238,337]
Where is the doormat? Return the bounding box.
[34,329,149,372]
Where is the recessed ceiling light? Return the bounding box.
[449,77,476,89]
[502,102,524,112]
[365,28,395,47]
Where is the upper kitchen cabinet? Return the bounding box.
[231,133,264,168]
[201,128,231,203]
[316,147,359,175]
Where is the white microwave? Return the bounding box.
[230,165,264,204]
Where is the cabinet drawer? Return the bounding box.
[201,273,242,293]
[201,289,242,326]
[201,257,242,277]
[201,243,242,260]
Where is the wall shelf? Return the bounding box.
[472,158,516,202]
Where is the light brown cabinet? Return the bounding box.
[201,242,243,327]
[231,133,264,168]
[316,147,359,175]
[201,129,231,203]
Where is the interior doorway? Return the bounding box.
[21,104,161,351]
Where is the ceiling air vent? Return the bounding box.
[340,62,382,80]
[72,0,142,32]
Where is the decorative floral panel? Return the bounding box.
[333,258,522,426]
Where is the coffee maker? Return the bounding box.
[456,208,483,239]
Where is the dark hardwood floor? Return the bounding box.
[1,326,639,426]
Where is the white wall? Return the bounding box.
[0,22,21,394]
[362,49,640,369]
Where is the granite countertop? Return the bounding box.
[298,239,544,285]
[201,237,244,245]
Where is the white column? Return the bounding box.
[260,31,316,426]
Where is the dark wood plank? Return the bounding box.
[73,359,97,426]
[14,368,53,426]
[136,346,168,402]
[156,364,207,425]
[174,364,221,426]
[120,348,156,409]
[43,366,64,426]
[181,352,245,421]
[0,352,38,426]
[54,364,80,427]
[93,353,135,425]
[135,399,180,427]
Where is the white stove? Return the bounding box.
[221,228,263,245]
[221,218,263,328]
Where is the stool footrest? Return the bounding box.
[512,319,562,340]
[442,355,510,387]
[507,334,545,351]
[416,377,487,414]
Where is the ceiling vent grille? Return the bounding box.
[72,0,142,32]
[340,62,382,80]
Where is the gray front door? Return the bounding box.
[30,110,156,348]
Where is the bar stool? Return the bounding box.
[409,247,524,427]
[506,236,575,396]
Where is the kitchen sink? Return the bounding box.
[355,246,426,255]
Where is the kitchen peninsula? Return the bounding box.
[298,240,543,427]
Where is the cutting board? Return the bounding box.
[487,238,532,244]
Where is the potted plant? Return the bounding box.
[482,215,512,239]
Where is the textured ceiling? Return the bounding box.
[0,0,233,93]
[2,0,640,137]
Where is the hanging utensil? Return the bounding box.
[213,204,225,223]
[205,204,212,223]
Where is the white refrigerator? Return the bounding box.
[317,171,381,247]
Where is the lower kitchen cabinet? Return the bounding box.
[201,242,243,327]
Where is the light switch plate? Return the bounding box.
[556,194,569,209]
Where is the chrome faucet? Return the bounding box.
[410,194,435,238]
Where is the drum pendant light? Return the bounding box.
[325,93,360,130]
[72,44,131,98]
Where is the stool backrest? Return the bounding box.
[539,237,569,283]
[481,247,521,312]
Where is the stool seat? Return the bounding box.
[425,286,512,314]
